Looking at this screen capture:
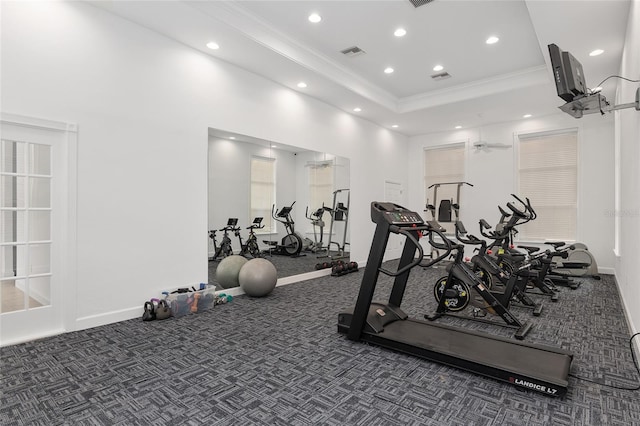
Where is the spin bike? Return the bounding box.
[426,205,533,340]
[236,217,265,258]
[263,202,304,257]
[212,218,237,260]
[208,229,220,261]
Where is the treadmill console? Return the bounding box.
[372,202,424,226]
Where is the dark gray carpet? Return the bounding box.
[1,264,639,425]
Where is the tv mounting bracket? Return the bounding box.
[559,87,640,118]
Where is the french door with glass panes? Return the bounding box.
[1,115,76,345]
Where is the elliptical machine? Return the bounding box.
[263,202,304,257]
[305,205,329,254]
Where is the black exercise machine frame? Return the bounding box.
[338,202,573,397]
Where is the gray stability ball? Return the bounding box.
[216,255,248,289]
[238,258,278,297]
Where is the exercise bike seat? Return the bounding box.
[547,241,565,249]
[518,245,540,254]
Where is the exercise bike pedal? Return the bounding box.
[533,304,543,317]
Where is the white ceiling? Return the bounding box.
[92,0,631,136]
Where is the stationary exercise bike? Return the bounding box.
[236,217,264,258]
[479,196,559,301]
[208,229,220,261]
[263,202,304,257]
[214,218,237,260]
[426,203,533,339]
[453,217,544,317]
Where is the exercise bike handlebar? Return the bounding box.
[511,194,537,220]
[454,222,483,246]
[272,201,296,223]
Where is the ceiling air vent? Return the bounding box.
[409,0,436,8]
[431,71,451,81]
[340,46,366,57]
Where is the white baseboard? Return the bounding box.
[598,267,615,275]
[75,306,141,331]
[1,328,65,347]
[612,272,640,357]
[276,268,332,286]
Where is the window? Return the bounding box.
[423,144,466,232]
[518,130,578,241]
[250,156,275,233]
[308,160,334,212]
[1,139,52,313]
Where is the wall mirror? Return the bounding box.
[207,128,350,289]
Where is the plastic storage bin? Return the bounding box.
[166,286,217,318]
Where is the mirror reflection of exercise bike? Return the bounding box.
[264,202,305,257]
[209,218,237,261]
[236,217,265,258]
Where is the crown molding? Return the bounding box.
[187,1,399,110]
[398,66,550,113]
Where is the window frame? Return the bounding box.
[514,127,580,243]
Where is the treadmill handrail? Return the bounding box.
[378,227,425,277]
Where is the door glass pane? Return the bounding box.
[1,140,27,174]
[1,176,26,208]
[28,276,50,307]
[30,144,51,175]
[1,245,25,278]
[29,244,50,275]
[1,210,26,243]
[1,279,25,313]
[29,177,50,208]
[28,210,50,241]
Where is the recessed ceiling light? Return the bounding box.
[589,49,604,56]
[523,114,532,118]
[206,41,220,50]
[353,107,362,112]
[391,124,399,128]
[455,125,462,129]
[308,13,321,23]
[297,82,307,88]
[384,67,394,74]
[486,36,499,45]
[271,145,277,148]
[394,28,407,37]
[433,65,444,72]
[229,136,236,140]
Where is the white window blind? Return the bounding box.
[518,131,577,241]
[250,156,275,233]
[424,145,465,229]
[308,161,334,212]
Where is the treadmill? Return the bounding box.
[338,202,573,397]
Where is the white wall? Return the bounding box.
[407,113,616,272]
[1,1,408,332]
[614,0,640,335]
